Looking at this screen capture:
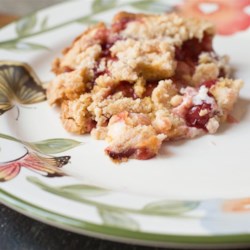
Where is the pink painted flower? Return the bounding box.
[223,198,250,212]
[175,0,250,35]
[0,150,70,182]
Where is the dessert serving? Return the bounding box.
[47,11,243,162]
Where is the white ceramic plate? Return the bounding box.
[1,0,250,248]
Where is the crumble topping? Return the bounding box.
[47,12,243,162]
[192,85,214,105]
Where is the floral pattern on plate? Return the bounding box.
[0,0,250,248]
[175,0,250,35]
[0,150,69,182]
[0,133,82,182]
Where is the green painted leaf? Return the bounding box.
[0,133,81,154]
[143,200,199,215]
[92,0,117,13]
[0,42,17,50]
[27,177,197,219]
[98,208,139,230]
[28,139,82,154]
[40,16,49,30]
[60,184,109,197]
[27,177,109,200]
[0,42,49,51]
[17,42,49,50]
[77,17,100,25]
[0,133,21,143]
[16,14,37,36]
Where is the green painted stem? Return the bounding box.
[0,133,22,143]
[0,13,99,46]
[1,187,250,246]
[27,176,200,219]
[0,0,153,46]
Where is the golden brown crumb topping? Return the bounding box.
[47,12,243,162]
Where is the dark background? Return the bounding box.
[0,204,171,250]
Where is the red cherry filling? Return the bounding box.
[100,34,120,59]
[134,147,155,160]
[175,34,213,80]
[112,16,135,33]
[110,80,160,99]
[100,38,120,60]
[106,148,136,160]
[63,66,74,73]
[89,29,121,89]
[185,103,212,130]
[111,81,137,99]
[175,33,213,62]
[200,79,217,97]
[94,64,110,78]
[106,147,155,161]
[86,119,97,133]
[101,42,114,58]
[219,68,226,78]
[87,63,110,91]
[95,28,120,59]
[143,81,158,97]
[201,79,217,89]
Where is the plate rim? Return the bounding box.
[1,187,250,248]
[1,0,250,248]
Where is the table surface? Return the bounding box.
[0,204,165,250]
[0,1,250,250]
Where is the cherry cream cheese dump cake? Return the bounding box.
[47,12,243,162]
